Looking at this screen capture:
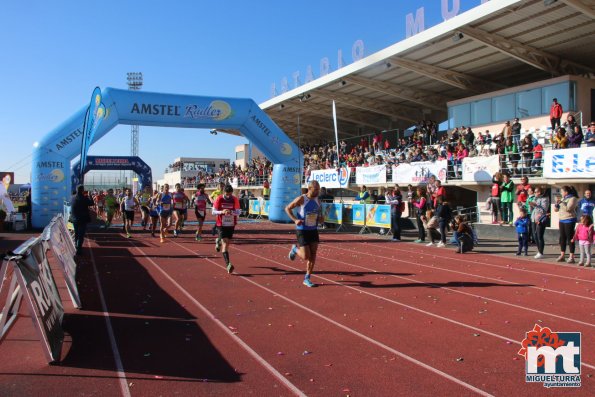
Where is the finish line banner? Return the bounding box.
[543,147,595,179]
[392,160,447,184]
[355,165,386,185]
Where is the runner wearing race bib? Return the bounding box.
[138,186,152,230]
[158,184,173,243]
[210,182,226,236]
[286,180,324,288]
[212,185,241,274]
[104,189,118,228]
[193,183,212,241]
[94,191,105,221]
[122,188,139,238]
[148,190,160,237]
[172,183,190,237]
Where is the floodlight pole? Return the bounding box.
[127,72,143,189]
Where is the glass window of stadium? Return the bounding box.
[448,81,577,128]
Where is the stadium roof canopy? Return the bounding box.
[228,0,594,144]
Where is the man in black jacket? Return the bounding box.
[70,185,94,255]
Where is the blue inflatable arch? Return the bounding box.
[32,88,303,228]
[71,155,153,193]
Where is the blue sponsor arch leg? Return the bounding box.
[71,156,152,193]
[32,88,302,228]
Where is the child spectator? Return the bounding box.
[571,215,593,267]
[514,207,530,256]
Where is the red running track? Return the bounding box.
[0,222,593,396]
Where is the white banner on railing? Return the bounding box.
[392,160,447,184]
[544,147,595,179]
[355,165,386,185]
[462,155,500,182]
[306,167,350,188]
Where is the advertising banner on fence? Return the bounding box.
[355,165,386,185]
[322,203,343,224]
[261,199,270,217]
[45,216,80,308]
[462,155,500,182]
[350,203,366,226]
[15,237,64,362]
[306,167,350,189]
[392,160,447,184]
[249,199,260,216]
[544,147,595,179]
[365,204,391,228]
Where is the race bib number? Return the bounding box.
[174,202,184,209]
[222,215,234,226]
[161,203,171,210]
[305,213,318,227]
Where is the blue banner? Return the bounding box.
[249,198,261,216]
[365,204,391,228]
[79,87,105,181]
[322,203,343,224]
[261,199,270,216]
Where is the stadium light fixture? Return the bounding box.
[210,129,218,135]
[452,32,464,42]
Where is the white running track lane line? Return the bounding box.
[166,240,495,396]
[128,242,307,397]
[354,237,595,284]
[325,242,595,302]
[288,243,595,328]
[87,242,131,397]
[350,234,595,283]
[233,243,595,372]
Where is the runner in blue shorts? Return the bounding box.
[285,180,324,287]
[157,184,173,243]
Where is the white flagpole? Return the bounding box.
[332,100,340,166]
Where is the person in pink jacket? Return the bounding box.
[571,215,593,267]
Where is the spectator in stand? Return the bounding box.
[386,186,404,241]
[578,190,594,217]
[551,128,568,149]
[521,135,533,173]
[516,176,531,210]
[567,124,583,148]
[585,122,595,147]
[505,137,520,175]
[554,185,579,264]
[502,121,513,143]
[511,118,522,148]
[384,138,390,151]
[564,114,579,133]
[500,173,515,225]
[531,139,544,173]
[550,98,563,132]
[490,172,502,224]
[484,130,492,144]
[413,186,427,243]
[529,187,549,259]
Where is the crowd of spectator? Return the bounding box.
[179,157,274,188]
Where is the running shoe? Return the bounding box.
[195,233,201,241]
[126,233,131,239]
[426,242,434,247]
[288,244,297,261]
[436,242,445,248]
[391,237,400,242]
[226,263,234,274]
[215,238,222,252]
[141,220,146,227]
[303,276,316,288]
[173,230,178,238]
[414,239,424,243]
[160,237,165,243]
[534,253,543,259]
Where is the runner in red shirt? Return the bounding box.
[192,183,212,241]
[212,185,241,274]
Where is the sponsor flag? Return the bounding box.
[332,101,340,165]
[79,87,106,182]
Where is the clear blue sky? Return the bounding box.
[0,0,483,184]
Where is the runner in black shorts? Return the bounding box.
[212,185,241,274]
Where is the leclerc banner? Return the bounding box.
[307,167,350,188]
[355,165,386,185]
[462,155,500,182]
[544,147,595,179]
[392,160,447,184]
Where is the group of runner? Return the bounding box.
[89,180,323,287]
